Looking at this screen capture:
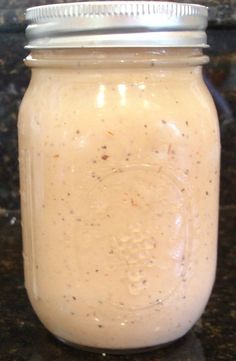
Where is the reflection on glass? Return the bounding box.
[32,329,205,361]
[166,122,182,137]
[96,84,106,108]
[118,83,127,107]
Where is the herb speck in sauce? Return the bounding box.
[101,154,109,160]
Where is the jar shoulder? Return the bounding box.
[19,70,219,140]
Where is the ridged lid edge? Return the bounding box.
[26,1,208,23]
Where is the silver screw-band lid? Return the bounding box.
[25,1,208,48]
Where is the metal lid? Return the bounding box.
[25,1,208,48]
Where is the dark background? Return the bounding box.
[0,1,235,361]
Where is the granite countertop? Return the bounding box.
[0,208,235,361]
[0,1,236,360]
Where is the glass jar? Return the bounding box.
[18,1,220,353]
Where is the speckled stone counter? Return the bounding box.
[0,1,236,360]
[0,207,235,360]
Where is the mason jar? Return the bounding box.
[18,1,220,353]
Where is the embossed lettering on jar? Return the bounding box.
[18,1,220,353]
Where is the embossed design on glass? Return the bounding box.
[77,165,193,310]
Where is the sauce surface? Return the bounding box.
[18,49,220,350]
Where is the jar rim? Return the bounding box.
[25,1,208,49]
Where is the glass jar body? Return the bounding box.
[18,48,220,352]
